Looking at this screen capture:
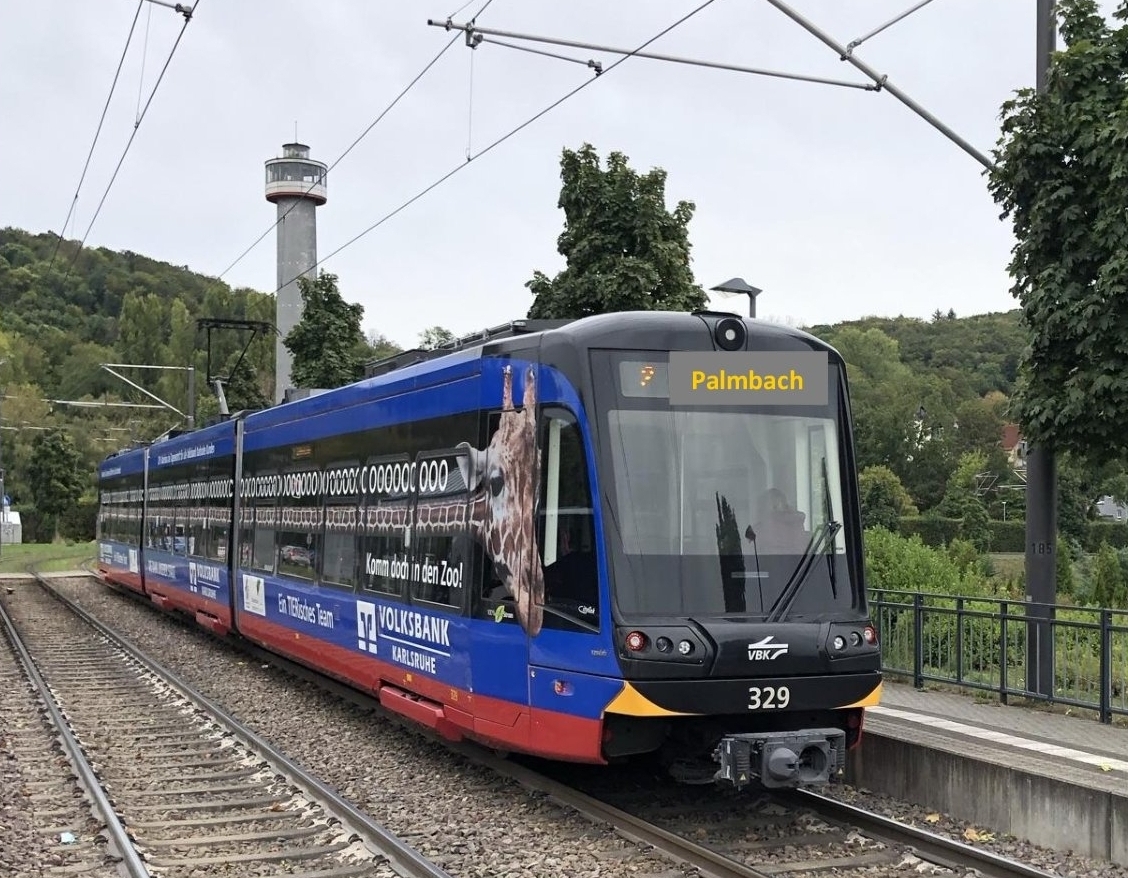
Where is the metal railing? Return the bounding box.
[869,589,1128,723]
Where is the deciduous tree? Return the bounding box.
[1092,540,1124,608]
[527,143,707,319]
[26,427,85,541]
[364,331,402,361]
[283,271,365,390]
[987,0,1128,461]
[418,326,454,350]
[858,465,918,531]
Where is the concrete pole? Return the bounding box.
[1025,0,1057,699]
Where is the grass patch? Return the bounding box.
[0,541,97,575]
[988,552,1025,580]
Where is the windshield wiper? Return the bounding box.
[820,456,838,601]
[765,519,841,622]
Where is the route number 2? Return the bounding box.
[748,685,790,710]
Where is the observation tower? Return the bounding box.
[265,142,327,403]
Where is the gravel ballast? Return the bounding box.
[0,601,122,878]
[36,576,1128,878]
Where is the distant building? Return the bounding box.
[1001,423,1026,474]
[1095,495,1128,522]
[1,507,22,546]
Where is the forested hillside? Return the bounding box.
[2,225,1126,554]
[0,227,399,526]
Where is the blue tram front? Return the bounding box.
[535,311,882,788]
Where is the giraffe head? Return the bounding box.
[458,363,544,636]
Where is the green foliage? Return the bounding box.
[26,428,84,539]
[809,312,1025,398]
[988,520,1027,553]
[284,271,365,390]
[1056,535,1076,596]
[945,537,981,575]
[527,143,707,319]
[987,0,1128,461]
[12,505,53,544]
[817,324,968,511]
[936,451,988,516]
[1092,540,1127,608]
[0,227,278,508]
[418,326,455,350]
[898,515,962,547]
[858,465,918,530]
[364,331,402,362]
[865,527,992,597]
[959,500,991,553]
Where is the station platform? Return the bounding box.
[850,679,1128,865]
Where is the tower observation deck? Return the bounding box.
[265,142,327,403]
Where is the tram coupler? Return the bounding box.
[712,728,846,790]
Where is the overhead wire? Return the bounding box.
[135,1,154,123]
[61,2,200,284]
[46,0,145,274]
[271,0,719,298]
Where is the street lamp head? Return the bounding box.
[710,277,762,298]
[710,277,763,318]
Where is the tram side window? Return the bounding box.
[359,454,411,599]
[322,503,358,588]
[412,531,469,609]
[236,505,254,567]
[206,491,229,564]
[537,410,599,630]
[188,481,208,559]
[147,508,160,548]
[244,502,276,574]
[360,531,403,596]
[277,470,323,582]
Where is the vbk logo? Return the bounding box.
[747,635,789,661]
[356,600,378,654]
[188,562,197,585]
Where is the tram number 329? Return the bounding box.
[748,685,791,710]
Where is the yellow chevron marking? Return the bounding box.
[840,680,883,709]
[603,682,697,717]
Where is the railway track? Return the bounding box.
[457,750,1060,878]
[51,572,1065,878]
[0,575,452,878]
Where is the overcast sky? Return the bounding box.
[1,1,1105,349]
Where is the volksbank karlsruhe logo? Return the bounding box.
[356,600,378,654]
[668,351,828,406]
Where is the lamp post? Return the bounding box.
[710,277,763,318]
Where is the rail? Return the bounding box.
[0,583,152,877]
[869,588,1128,723]
[29,573,456,878]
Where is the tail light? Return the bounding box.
[625,630,648,652]
[862,624,877,645]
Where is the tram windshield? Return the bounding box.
[594,352,860,621]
